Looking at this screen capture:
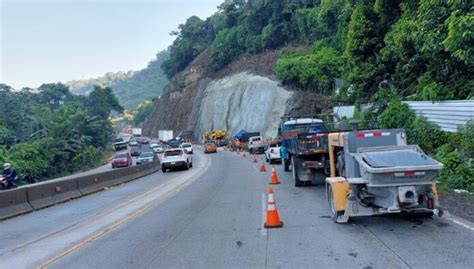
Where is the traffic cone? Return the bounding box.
[252,155,258,163]
[269,165,280,184]
[264,187,283,228]
[259,162,266,172]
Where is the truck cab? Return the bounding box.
[248,136,266,154]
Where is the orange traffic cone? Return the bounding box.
[252,155,258,163]
[264,187,283,228]
[269,165,280,184]
[259,162,266,172]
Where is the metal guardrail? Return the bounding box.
[0,160,161,220]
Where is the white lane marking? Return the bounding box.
[261,193,267,236]
[445,216,474,232]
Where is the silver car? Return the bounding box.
[136,151,156,165]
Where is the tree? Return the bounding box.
[87,86,123,119]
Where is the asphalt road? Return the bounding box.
[1,149,473,268]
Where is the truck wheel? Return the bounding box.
[162,166,166,173]
[328,185,344,223]
[284,159,290,172]
[292,156,303,187]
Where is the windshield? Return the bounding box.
[205,143,216,147]
[165,150,183,157]
[139,152,154,158]
[181,144,191,148]
[114,153,128,158]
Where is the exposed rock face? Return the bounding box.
[194,72,293,138]
[142,49,332,140]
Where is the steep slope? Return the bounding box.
[67,51,169,110]
[142,49,332,139]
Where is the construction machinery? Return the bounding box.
[201,130,228,145]
[325,122,443,223]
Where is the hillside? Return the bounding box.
[67,50,169,110]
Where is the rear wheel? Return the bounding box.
[328,185,344,223]
[162,166,166,173]
[292,156,303,187]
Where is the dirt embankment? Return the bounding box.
[142,47,332,139]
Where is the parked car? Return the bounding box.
[181,143,193,154]
[161,148,192,172]
[136,151,156,165]
[130,146,141,156]
[265,142,282,164]
[111,152,132,168]
[204,142,217,153]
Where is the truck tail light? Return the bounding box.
[427,197,434,209]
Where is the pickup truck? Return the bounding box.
[280,117,330,187]
[248,136,266,154]
[265,141,282,164]
[113,137,128,151]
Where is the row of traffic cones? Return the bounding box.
[253,155,283,228]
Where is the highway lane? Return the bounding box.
[0,148,208,268]
[29,149,474,268]
[1,149,473,268]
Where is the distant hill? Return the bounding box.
[67,50,169,110]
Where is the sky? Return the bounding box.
[0,0,222,89]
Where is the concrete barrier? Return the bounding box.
[27,177,82,210]
[0,160,160,220]
[0,187,33,220]
[77,160,160,195]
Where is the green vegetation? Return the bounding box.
[132,100,154,126]
[361,100,474,192]
[0,83,122,184]
[68,51,169,110]
[162,0,472,102]
[161,0,472,191]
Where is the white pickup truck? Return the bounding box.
[265,141,282,164]
[248,136,266,154]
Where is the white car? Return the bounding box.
[161,148,193,172]
[180,143,193,154]
[129,139,138,146]
[265,142,282,164]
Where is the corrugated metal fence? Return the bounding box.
[405,101,474,132]
[333,100,474,132]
